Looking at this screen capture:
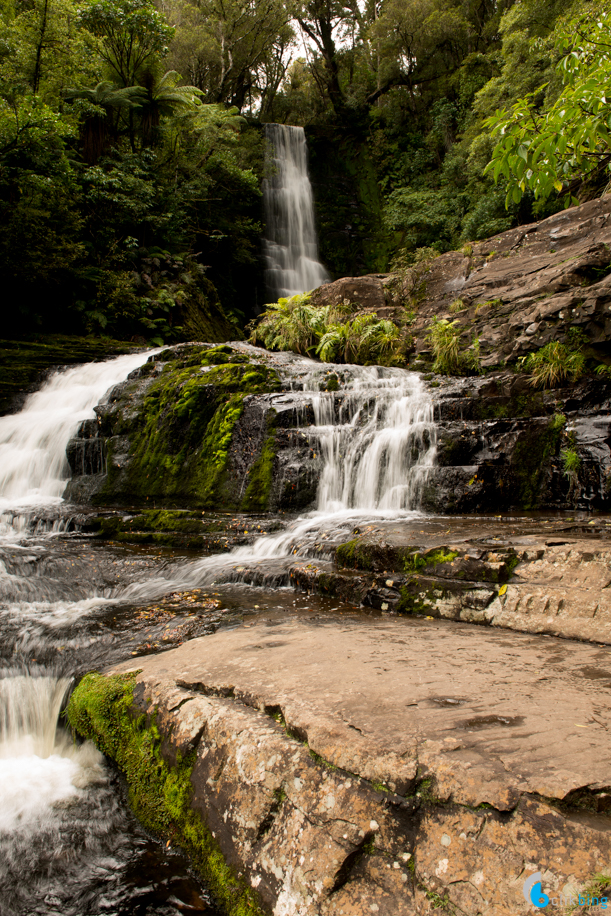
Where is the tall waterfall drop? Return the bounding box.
[262,124,329,299]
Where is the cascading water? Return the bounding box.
[0,349,219,916]
[116,358,437,602]
[262,124,329,299]
[0,350,153,508]
[307,365,436,512]
[0,345,437,913]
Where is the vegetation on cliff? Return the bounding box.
[2,0,610,342]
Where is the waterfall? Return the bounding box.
[117,358,437,602]
[262,124,329,300]
[0,350,155,507]
[305,365,436,513]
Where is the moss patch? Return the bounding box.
[241,411,278,511]
[335,538,375,570]
[67,672,266,916]
[96,345,281,508]
[397,585,435,616]
[404,549,458,575]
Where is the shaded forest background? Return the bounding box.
[0,0,605,341]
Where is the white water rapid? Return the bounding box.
[262,124,329,299]
[0,349,155,509]
[0,346,436,914]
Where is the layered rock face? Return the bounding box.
[69,614,611,916]
[424,372,611,513]
[310,197,611,369]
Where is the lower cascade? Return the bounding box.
[0,347,436,915]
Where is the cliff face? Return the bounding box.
[65,342,611,515]
[310,197,611,369]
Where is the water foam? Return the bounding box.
[0,349,156,508]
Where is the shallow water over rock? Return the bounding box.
[2,347,611,914]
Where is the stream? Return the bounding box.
[0,347,442,915]
[4,346,596,915]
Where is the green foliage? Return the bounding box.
[0,0,604,336]
[520,341,585,388]
[317,315,401,365]
[561,446,581,479]
[425,317,480,375]
[251,294,404,366]
[486,9,611,205]
[250,292,323,355]
[550,411,567,430]
[383,188,466,253]
[426,317,460,374]
[66,673,266,916]
[78,0,174,87]
[448,298,465,313]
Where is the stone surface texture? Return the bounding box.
[113,614,611,916]
[311,197,611,370]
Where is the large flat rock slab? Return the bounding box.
[113,614,611,915]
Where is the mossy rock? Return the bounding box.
[94,345,282,510]
[67,673,266,916]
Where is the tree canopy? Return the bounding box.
[0,0,606,341]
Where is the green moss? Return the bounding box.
[241,411,277,511]
[66,673,266,916]
[404,549,458,575]
[335,538,374,570]
[200,345,249,365]
[511,415,564,509]
[397,585,434,616]
[97,349,281,508]
[504,553,520,577]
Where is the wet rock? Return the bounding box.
[104,613,611,915]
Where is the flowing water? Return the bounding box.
[0,349,437,914]
[0,352,221,916]
[262,124,329,299]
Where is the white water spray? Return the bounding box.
[118,358,437,602]
[0,672,105,833]
[0,350,155,508]
[262,124,329,299]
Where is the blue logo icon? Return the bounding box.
[523,872,550,909]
